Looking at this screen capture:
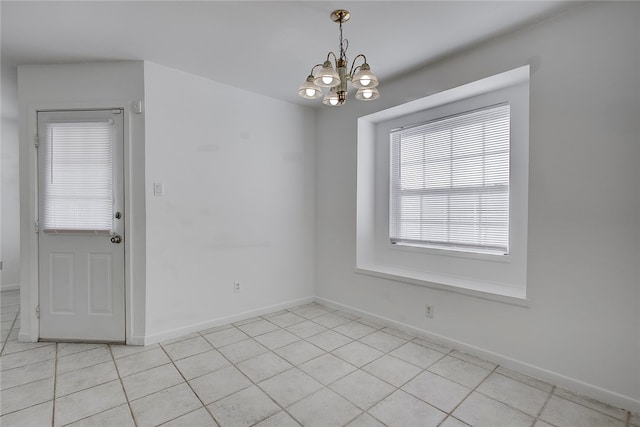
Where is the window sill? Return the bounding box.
[389,241,512,263]
[354,264,529,307]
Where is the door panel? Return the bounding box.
[88,253,113,315]
[49,253,75,313]
[38,109,125,342]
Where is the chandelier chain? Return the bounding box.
[338,20,349,64]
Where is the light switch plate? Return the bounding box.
[153,182,164,197]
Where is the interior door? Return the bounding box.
[37,109,125,342]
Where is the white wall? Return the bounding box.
[1,64,20,290]
[315,2,640,411]
[15,60,315,345]
[143,62,316,342]
[17,62,147,343]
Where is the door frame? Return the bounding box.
[22,100,138,343]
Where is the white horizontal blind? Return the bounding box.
[390,104,510,254]
[42,121,114,231]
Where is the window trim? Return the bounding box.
[356,66,530,304]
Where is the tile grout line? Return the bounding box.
[535,384,556,422]
[195,319,356,425]
[53,348,134,424]
[0,372,57,418]
[54,383,132,427]
[9,301,629,427]
[0,299,622,427]
[192,327,306,426]
[55,343,106,358]
[0,304,491,424]
[160,337,225,426]
[51,342,58,427]
[548,386,631,425]
[252,376,307,426]
[0,310,19,355]
[323,328,421,427]
[227,308,460,426]
[110,343,160,362]
[1,341,54,358]
[0,354,58,391]
[318,305,632,426]
[111,351,176,380]
[372,347,463,426]
[279,315,433,426]
[455,367,578,427]
[52,363,128,405]
[532,385,563,427]
[162,408,210,427]
[109,344,139,427]
[468,372,551,427]
[440,363,499,425]
[334,303,632,426]
[249,335,337,425]
[326,375,392,427]
[337,409,367,427]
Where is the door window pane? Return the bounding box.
[42,121,114,231]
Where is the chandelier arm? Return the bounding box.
[349,54,368,76]
[343,39,349,65]
[309,63,325,76]
[350,65,362,79]
[326,51,339,64]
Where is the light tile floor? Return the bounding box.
[0,290,637,427]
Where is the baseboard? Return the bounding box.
[315,296,640,414]
[143,295,315,346]
[127,335,146,346]
[1,284,20,292]
[18,331,37,343]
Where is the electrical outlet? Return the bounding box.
[425,304,434,318]
[233,282,241,293]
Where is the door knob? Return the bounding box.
[110,235,122,244]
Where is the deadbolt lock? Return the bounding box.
[115,212,121,219]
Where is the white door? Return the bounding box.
[37,110,125,342]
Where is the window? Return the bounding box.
[356,66,529,302]
[389,104,510,255]
[42,120,115,231]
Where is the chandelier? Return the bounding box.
[298,9,379,106]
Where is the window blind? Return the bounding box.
[389,104,510,254]
[42,121,114,231]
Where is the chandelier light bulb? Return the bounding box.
[314,61,341,88]
[355,87,380,101]
[298,75,323,100]
[323,87,343,106]
[351,63,379,89]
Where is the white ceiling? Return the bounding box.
[1,1,579,106]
